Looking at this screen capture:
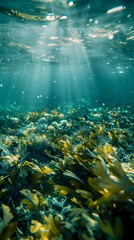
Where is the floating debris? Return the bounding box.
[107,6,126,14]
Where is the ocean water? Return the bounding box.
[0,1,134,240]
[0,0,133,110]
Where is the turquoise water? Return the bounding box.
[0,1,134,239]
[0,0,133,110]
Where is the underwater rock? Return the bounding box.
[51,121,59,128]
[37,117,47,125]
[36,118,48,133]
[36,123,48,133]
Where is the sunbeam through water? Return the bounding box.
[0,1,134,239]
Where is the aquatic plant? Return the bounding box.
[0,104,134,239]
[0,204,18,240]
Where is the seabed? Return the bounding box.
[0,103,134,239]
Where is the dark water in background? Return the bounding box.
[0,0,134,110]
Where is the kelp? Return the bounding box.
[88,158,134,206]
[0,104,134,239]
[0,204,17,240]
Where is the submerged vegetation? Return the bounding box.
[0,103,134,240]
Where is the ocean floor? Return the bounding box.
[0,103,134,239]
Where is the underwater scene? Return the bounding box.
[0,0,134,239]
